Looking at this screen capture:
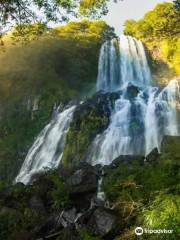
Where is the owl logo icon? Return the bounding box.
[135,227,144,236]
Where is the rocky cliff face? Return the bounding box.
[62,91,120,168]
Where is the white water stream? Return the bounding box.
[15,35,179,183]
[89,35,179,165]
[15,106,76,184]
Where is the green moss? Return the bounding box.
[46,172,70,210]
[161,136,180,163]
[0,209,21,240]
[78,228,102,240]
[62,107,109,167]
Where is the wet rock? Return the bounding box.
[10,230,32,240]
[61,208,77,226]
[56,228,80,240]
[66,165,98,210]
[110,155,144,168]
[126,84,139,99]
[0,183,26,208]
[33,213,63,237]
[146,148,160,162]
[161,136,180,162]
[0,207,19,216]
[29,196,45,213]
[66,165,98,195]
[62,92,120,168]
[58,166,74,180]
[87,208,116,237]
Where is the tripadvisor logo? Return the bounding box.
[135,227,143,236]
[135,227,173,236]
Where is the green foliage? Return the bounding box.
[124,2,180,76]
[79,0,108,18]
[124,3,180,39]
[0,209,21,240]
[78,228,102,240]
[0,20,114,182]
[103,142,180,237]
[46,172,70,209]
[142,193,180,235]
[174,0,180,11]
[0,0,114,38]
[12,23,49,43]
[0,170,71,239]
[62,107,109,167]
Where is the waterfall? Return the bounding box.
[88,35,179,165]
[96,36,151,92]
[15,105,76,184]
[15,35,179,181]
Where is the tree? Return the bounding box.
[173,0,180,11]
[124,2,180,75]
[0,0,117,37]
[124,3,180,39]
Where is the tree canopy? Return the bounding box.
[124,2,180,40]
[174,0,180,11]
[0,0,115,36]
[124,2,180,75]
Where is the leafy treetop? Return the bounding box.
[0,0,120,37]
[124,2,180,40]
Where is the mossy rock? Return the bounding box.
[160,136,180,164]
[62,92,119,168]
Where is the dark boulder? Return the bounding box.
[146,148,160,163]
[61,208,77,227]
[87,207,117,237]
[66,164,98,210]
[125,84,139,99]
[66,165,98,195]
[33,212,63,238]
[109,155,144,168]
[61,91,120,168]
[29,196,45,213]
[56,228,80,240]
[0,206,20,218]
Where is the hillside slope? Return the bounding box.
[0,20,115,182]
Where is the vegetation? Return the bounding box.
[0,1,179,239]
[62,107,109,167]
[0,169,70,240]
[174,0,180,11]
[62,92,119,167]
[78,228,102,240]
[0,136,179,240]
[103,141,180,239]
[0,20,115,182]
[124,2,180,79]
[0,0,119,38]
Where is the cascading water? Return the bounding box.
[15,35,179,183]
[96,35,151,91]
[89,35,179,165]
[15,105,76,184]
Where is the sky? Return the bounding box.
[103,0,172,35]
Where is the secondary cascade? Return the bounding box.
[15,105,76,184]
[15,35,179,183]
